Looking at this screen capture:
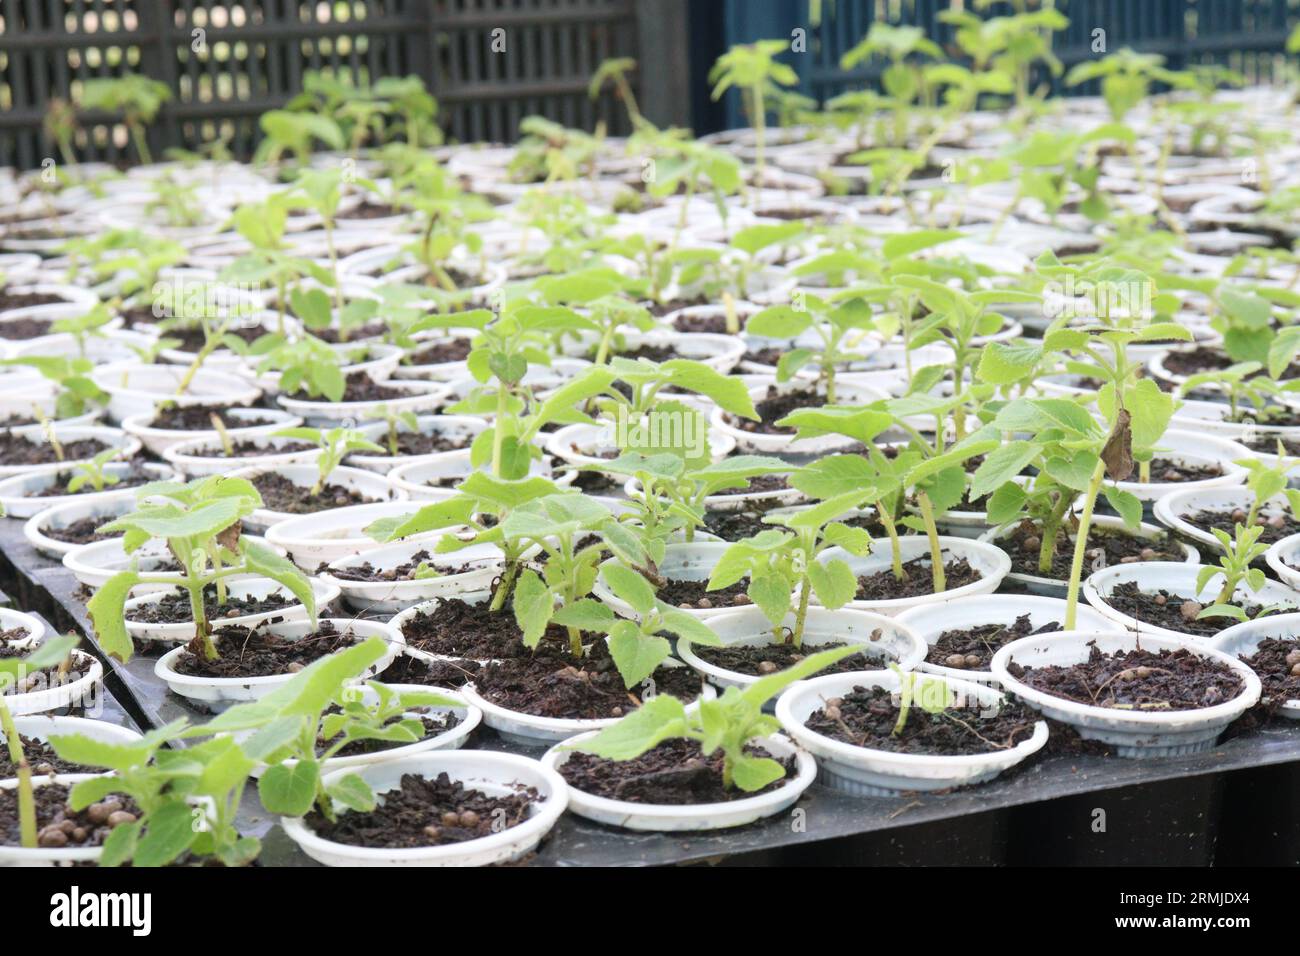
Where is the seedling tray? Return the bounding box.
[3,519,1296,867]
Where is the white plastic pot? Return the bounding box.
[163,433,319,478]
[0,648,103,717]
[22,491,136,559]
[91,362,262,423]
[122,406,301,456]
[592,542,751,621]
[1153,486,1291,556]
[122,576,340,644]
[710,381,888,455]
[0,424,140,479]
[979,516,1199,598]
[896,593,1125,685]
[991,629,1261,757]
[1209,613,1300,719]
[0,608,47,647]
[228,463,406,532]
[2,715,144,782]
[1084,561,1300,640]
[264,500,455,569]
[542,731,814,831]
[280,750,567,867]
[276,378,447,426]
[326,542,506,615]
[776,670,1048,795]
[818,536,1011,616]
[154,617,403,710]
[0,774,110,866]
[677,605,926,692]
[346,415,487,472]
[1264,533,1300,591]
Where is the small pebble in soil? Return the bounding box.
[1180,601,1202,621]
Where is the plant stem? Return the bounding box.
[1037,493,1074,576]
[0,700,37,848]
[1065,459,1108,629]
[875,502,906,581]
[917,492,946,593]
[189,579,218,661]
[791,576,811,648]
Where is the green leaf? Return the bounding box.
[258,759,321,816]
[243,541,316,623]
[133,801,200,868]
[569,694,689,760]
[657,607,723,646]
[729,753,787,792]
[790,454,877,499]
[601,564,657,614]
[98,819,142,868]
[746,305,812,339]
[551,598,618,632]
[806,559,858,610]
[1103,485,1143,530]
[969,441,1037,500]
[985,481,1028,524]
[87,570,142,663]
[977,341,1043,385]
[607,620,670,688]
[746,573,792,625]
[512,569,554,648]
[326,773,376,813]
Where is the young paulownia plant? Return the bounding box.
[1194,524,1294,624]
[568,643,859,793]
[271,426,386,496]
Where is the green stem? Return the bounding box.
[791,576,811,648]
[875,502,906,581]
[0,700,37,848]
[1064,460,1108,629]
[189,579,218,661]
[1037,493,1075,576]
[917,492,946,594]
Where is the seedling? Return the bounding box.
[88,476,317,664]
[570,644,859,792]
[66,448,123,494]
[78,76,171,165]
[745,294,878,404]
[272,426,385,495]
[1194,525,1289,623]
[709,40,799,189]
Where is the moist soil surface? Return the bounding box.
[1005,521,1182,580]
[1147,457,1225,483]
[146,405,277,431]
[805,684,1040,756]
[658,576,753,609]
[694,637,882,677]
[559,738,795,804]
[379,653,481,689]
[167,323,268,354]
[674,313,746,335]
[1187,509,1300,545]
[1103,582,1270,638]
[855,557,981,600]
[325,551,474,583]
[0,783,140,850]
[0,316,56,339]
[221,439,315,458]
[353,431,469,458]
[0,735,88,777]
[41,515,117,545]
[172,621,361,679]
[927,614,1062,671]
[128,586,294,625]
[398,598,558,659]
[406,339,473,365]
[0,289,66,312]
[0,433,109,466]
[710,473,790,495]
[1237,637,1300,704]
[703,506,777,541]
[251,471,376,513]
[1245,434,1300,455]
[295,375,413,404]
[1008,643,1244,710]
[732,386,830,434]
[1163,346,1300,382]
[304,772,536,850]
[472,640,703,720]
[25,469,153,498]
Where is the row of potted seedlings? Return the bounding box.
[3,31,1300,863]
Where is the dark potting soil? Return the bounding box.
[658,576,753,610]
[1187,509,1300,545]
[338,200,399,220]
[224,439,315,458]
[25,470,153,498]
[731,386,828,435]
[743,345,786,367]
[172,621,362,679]
[927,614,1062,670]
[323,712,461,759]
[325,551,474,583]
[407,339,473,365]
[1005,521,1182,580]
[563,468,620,493]
[0,433,109,466]
[146,405,276,431]
[128,586,293,625]
[472,642,704,720]
[310,322,390,344]
[1237,637,1300,705]
[356,431,469,458]
[1163,346,1300,382]
[0,783,140,850]
[711,472,790,495]
[303,772,536,850]
[645,295,711,318]
[0,734,87,777]
[703,507,776,541]
[167,323,268,354]
[41,516,116,545]
[804,685,1040,756]
[855,557,981,600]
[559,738,795,805]
[673,313,745,335]
[294,374,412,404]
[252,471,375,514]
[1104,581,1269,638]
[0,289,65,312]
[0,316,55,339]
[398,597,560,659]
[1007,642,1244,711]
[694,637,881,677]
[379,653,481,689]
[1148,457,1225,483]
[1245,434,1300,455]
